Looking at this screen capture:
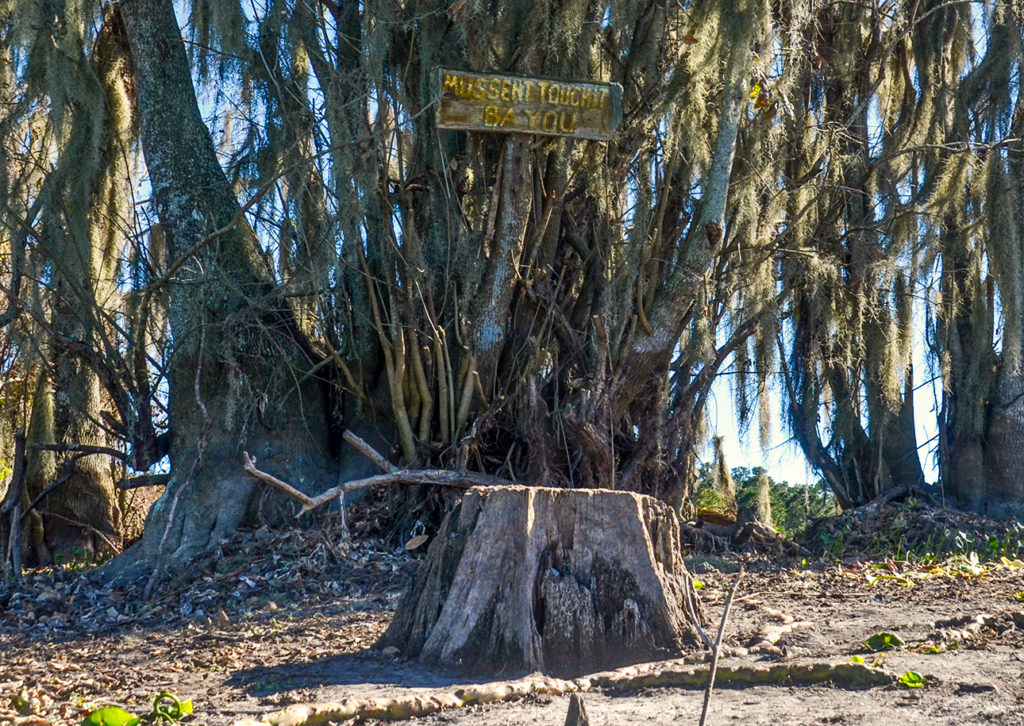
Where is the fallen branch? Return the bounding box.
[241,452,316,510]
[298,469,511,513]
[232,658,894,726]
[242,431,519,516]
[341,431,397,473]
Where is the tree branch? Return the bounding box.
[241,451,317,509]
[117,473,172,490]
[242,430,517,516]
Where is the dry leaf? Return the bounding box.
[405,534,430,551]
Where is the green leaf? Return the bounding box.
[81,707,141,726]
[693,580,704,590]
[898,671,925,689]
[150,692,193,722]
[863,632,905,652]
[1015,591,1024,602]
[849,655,864,664]
[866,574,915,587]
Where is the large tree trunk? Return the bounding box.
[978,372,1024,519]
[16,12,136,566]
[380,486,704,677]
[116,0,332,566]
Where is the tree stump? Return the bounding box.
[379,485,705,676]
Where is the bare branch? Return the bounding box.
[341,430,397,473]
[241,452,316,509]
[117,473,172,490]
[242,432,516,516]
[699,566,744,726]
[28,442,128,460]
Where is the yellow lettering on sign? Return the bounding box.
[439,68,618,138]
[484,106,518,127]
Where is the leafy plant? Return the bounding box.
[849,655,864,664]
[897,671,925,689]
[863,632,905,652]
[865,573,915,587]
[81,693,193,726]
[83,707,139,726]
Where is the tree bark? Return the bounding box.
[379,485,705,677]
[978,371,1024,519]
[116,0,331,566]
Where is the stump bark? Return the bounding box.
[379,485,705,676]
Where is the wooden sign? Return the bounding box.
[436,68,622,140]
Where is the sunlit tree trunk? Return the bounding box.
[118,0,332,566]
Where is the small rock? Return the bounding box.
[264,601,278,612]
[381,646,400,656]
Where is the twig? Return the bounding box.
[241,452,316,509]
[117,473,173,490]
[699,565,744,726]
[27,442,127,459]
[684,578,715,650]
[20,455,82,522]
[20,443,131,521]
[341,431,397,473]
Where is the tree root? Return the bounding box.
[745,608,815,654]
[232,659,893,726]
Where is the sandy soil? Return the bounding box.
[2,519,1023,726]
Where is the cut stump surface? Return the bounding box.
[379,485,704,676]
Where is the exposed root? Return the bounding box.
[232,659,893,726]
[746,608,815,654]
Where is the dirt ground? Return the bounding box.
[2,513,1024,726]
